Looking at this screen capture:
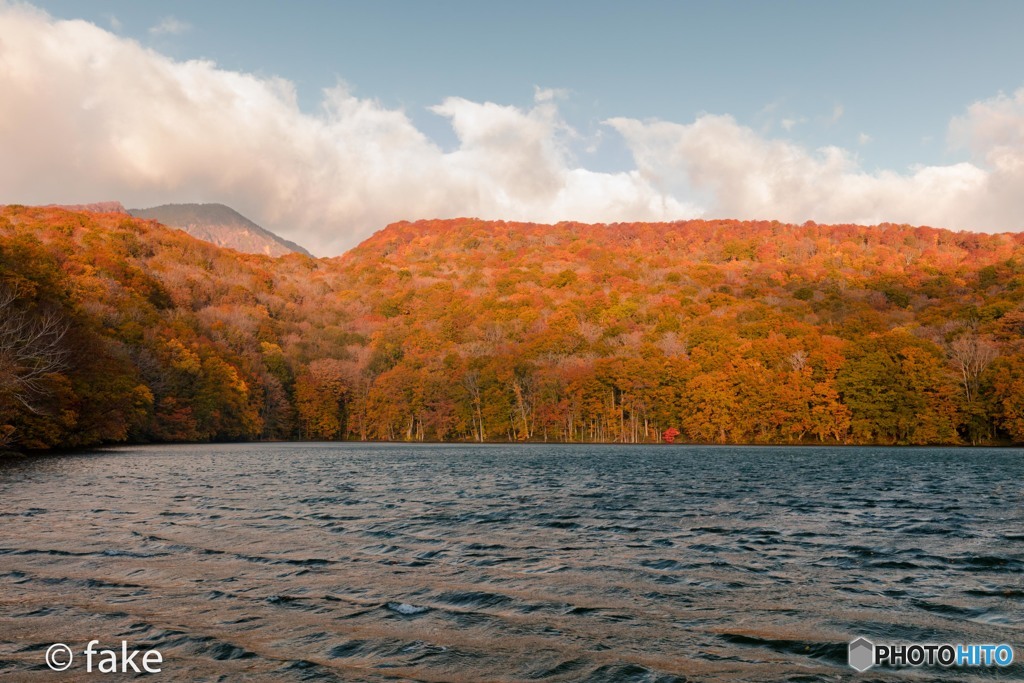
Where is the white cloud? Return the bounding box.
[858,132,872,145]
[944,87,1024,227]
[149,15,190,36]
[0,4,1022,255]
[949,88,1024,169]
[605,114,990,230]
[0,4,692,254]
[780,117,806,131]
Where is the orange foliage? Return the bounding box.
[3,208,1024,448]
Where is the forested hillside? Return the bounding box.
[2,206,1024,450]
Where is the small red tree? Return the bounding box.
[662,427,680,443]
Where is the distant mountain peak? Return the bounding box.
[45,201,128,214]
[128,202,311,257]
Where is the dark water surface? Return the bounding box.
[1,444,1022,681]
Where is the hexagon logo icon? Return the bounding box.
[848,637,875,672]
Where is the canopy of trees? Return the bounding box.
[3,206,1024,450]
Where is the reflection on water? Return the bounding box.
[0,443,1022,681]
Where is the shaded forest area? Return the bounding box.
[2,205,1024,451]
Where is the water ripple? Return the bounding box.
[0,443,1021,680]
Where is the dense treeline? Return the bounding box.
[2,206,1024,450]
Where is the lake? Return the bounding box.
[1,443,1021,681]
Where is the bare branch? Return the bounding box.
[0,283,71,414]
[945,329,999,404]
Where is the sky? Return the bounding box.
[3,1,1024,255]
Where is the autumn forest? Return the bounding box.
[2,205,1024,452]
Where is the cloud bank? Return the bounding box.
[1,4,1023,254]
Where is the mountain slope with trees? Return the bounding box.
[128,203,311,257]
[2,206,1023,451]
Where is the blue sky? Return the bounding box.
[29,0,1024,170]
[5,1,1024,253]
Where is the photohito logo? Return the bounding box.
[849,637,1014,671]
[848,638,874,672]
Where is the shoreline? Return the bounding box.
[5,438,1021,460]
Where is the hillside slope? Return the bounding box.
[335,218,1024,444]
[129,203,310,257]
[2,209,1023,450]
